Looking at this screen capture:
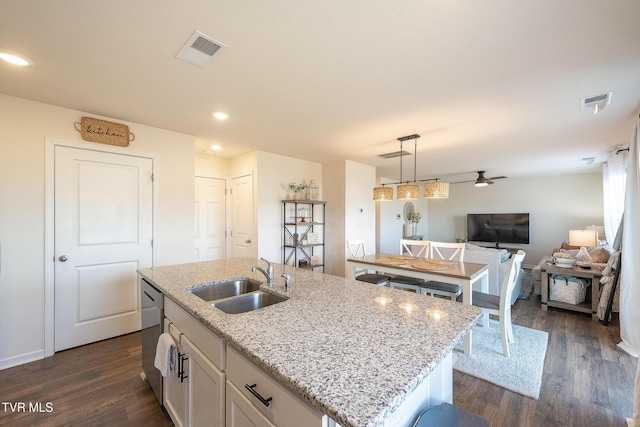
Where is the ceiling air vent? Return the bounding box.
[176,31,226,69]
[378,150,412,159]
[581,92,612,113]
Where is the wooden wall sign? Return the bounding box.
[78,117,132,147]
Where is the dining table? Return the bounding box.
[346,253,489,355]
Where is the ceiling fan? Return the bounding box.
[452,171,508,186]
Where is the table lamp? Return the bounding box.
[568,229,597,247]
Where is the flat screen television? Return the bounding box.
[466,213,530,247]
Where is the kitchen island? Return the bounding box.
[138,258,482,427]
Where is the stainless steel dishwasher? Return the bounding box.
[141,278,163,404]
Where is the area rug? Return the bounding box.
[518,269,534,300]
[453,324,548,399]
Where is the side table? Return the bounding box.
[540,262,602,319]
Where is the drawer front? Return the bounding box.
[165,297,225,370]
[226,346,323,427]
[226,381,275,427]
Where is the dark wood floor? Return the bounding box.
[0,294,635,426]
[0,332,172,427]
[454,293,637,427]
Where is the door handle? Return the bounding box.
[245,240,251,244]
[59,255,69,262]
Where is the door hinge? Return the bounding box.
[150,239,153,247]
[150,173,154,182]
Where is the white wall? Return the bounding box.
[323,161,346,275]
[345,160,377,255]
[425,173,603,266]
[0,94,195,368]
[323,160,377,277]
[377,177,430,254]
[255,151,322,264]
[195,151,230,178]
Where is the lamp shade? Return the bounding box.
[584,225,605,242]
[373,186,393,201]
[568,229,597,247]
[424,181,449,198]
[397,183,419,200]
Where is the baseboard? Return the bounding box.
[0,349,45,371]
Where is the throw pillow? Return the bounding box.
[589,247,610,263]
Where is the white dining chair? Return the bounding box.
[458,250,525,357]
[389,240,430,293]
[400,239,430,257]
[418,241,466,300]
[346,239,391,286]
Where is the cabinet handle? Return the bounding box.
[178,352,189,382]
[244,384,272,407]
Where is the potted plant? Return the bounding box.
[407,212,421,236]
[288,183,308,200]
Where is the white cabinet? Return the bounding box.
[163,298,336,427]
[226,381,276,427]
[164,298,226,427]
[163,320,188,427]
[225,346,326,427]
[185,335,225,427]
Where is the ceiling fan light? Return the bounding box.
[475,181,488,187]
[0,52,30,66]
[373,186,393,201]
[397,183,419,200]
[424,181,449,198]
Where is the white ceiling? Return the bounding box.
[1,1,639,183]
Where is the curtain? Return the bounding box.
[603,150,627,244]
[619,117,639,356]
[619,118,639,426]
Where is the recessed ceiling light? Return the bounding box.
[0,52,30,66]
[210,144,222,151]
[212,111,228,120]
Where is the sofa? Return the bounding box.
[531,242,612,295]
[463,243,523,305]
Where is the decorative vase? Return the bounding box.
[309,180,319,200]
[412,222,418,236]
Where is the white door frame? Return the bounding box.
[44,138,159,357]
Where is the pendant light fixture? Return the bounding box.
[372,185,393,201]
[424,178,449,199]
[373,133,449,200]
[396,134,419,200]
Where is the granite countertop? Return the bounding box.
[138,258,482,427]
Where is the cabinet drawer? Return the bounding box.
[165,297,225,370]
[226,346,324,427]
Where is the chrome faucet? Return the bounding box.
[251,258,274,286]
[281,273,291,291]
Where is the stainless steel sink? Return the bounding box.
[188,278,262,302]
[212,291,287,314]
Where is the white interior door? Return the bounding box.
[194,177,226,261]
[231,174,254,257]
[54,146,153,351]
